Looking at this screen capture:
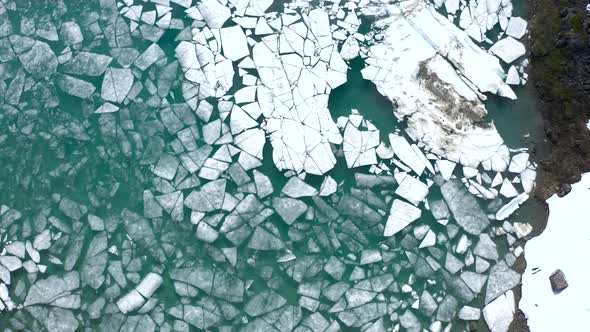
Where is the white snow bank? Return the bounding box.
[520,172,590,331]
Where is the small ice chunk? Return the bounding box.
[60,22,83,45]
[508,152,529,173]
[484,290,515,332]
[436,159,456,181]
[0,256,21,271]
[496,193,529,220]
[461,271,488,293]
[459,306,481,320]
[135,272,163,298]
[376,142,394,159]
[384,200,422,236]
[490,37,526,64]
[134,43,165,71]
[273,197,307,225]
[184,179,226,212]
[281,177,318,198]
[500,179,519,198]
[5,242,25,258]
[319,176,337,196]
[430,200,450,219]
[513,222,533,238]
[390,134,427,176]
[56,74,96,99]
[33,230,51,250]
[153,154,179,180]
[419,230,436,248]
[395,173,429,205]
[87,214,105,231]
[253,170,273,198]
[198,0,231,29]
[520,167,536,193]
[248,227,285,250]
[441,180,489,235]
[18,41,57,78]
[62,52,113,76]
[340,35,360,60]
[485,262,520,304]
[95,102,119,113]
[221,26,249,61]
[505,17,527,39]
[101,68,134,103]
[474,234,499,260]
[245,290,287,317]
[24,271,80,306]
[116,290,144,314]
[436,295,458,322]
[505,66,520,85]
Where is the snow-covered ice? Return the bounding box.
[521,173,590,331]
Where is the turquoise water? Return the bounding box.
[0,0,541,331]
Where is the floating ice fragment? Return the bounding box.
[343,122,379,168]
[436,159,456,181]
[184,179,226,212]
[198,0,231,28]
[384,200,422,236]
[60,22,83,45]
[249,226,284,250]
[505,17,527,39]
[319,176,337,196]
[153,153,179,180]
[221,26,250,61]
[484,290,515,332]
[62,52,113,76]
[101,67,134,103]
[499,179,518,198]
[506,66,520,85]
[245,290,287,317]
[281,177,318,198]
[419,230,436,248]
[24,271,80,306]
[485,261,520,304]
[508,152,529,173]
[273,197,307,225]
[496,192,528,220]
[340,35,360,60]
[134,43,165,70]
[395,173,429,206]
[490,37,526,64]
[117,272,163,314]
[441,179,489,235]
[18,41,57,78]
[389,134,427,176]
[56,74,96,99]
[474,234,499,260]
[95,102,120,114]
[459,306,481,320]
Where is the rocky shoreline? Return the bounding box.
[511,0,590,330]
[529,0,590,200]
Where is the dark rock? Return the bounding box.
[556,183,572,197]
[549,269,568,293]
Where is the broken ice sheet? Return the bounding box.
[0,0,536,331]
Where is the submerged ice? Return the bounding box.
[0,0,536,331]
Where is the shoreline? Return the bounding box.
[512,0,590,330]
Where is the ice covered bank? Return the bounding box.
[521,173,590,331]
[360,0,522,169]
